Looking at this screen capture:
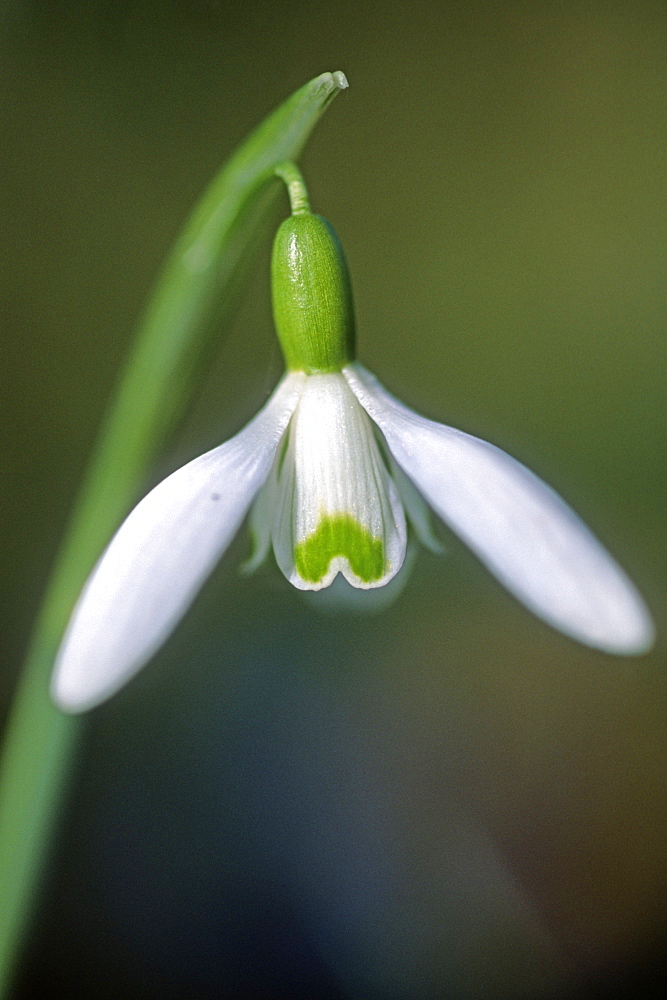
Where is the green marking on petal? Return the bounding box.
[294,514,385,584]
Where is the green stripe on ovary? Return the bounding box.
[294,514,386,584]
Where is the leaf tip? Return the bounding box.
[312,70,349,98]
[332,70,349,90]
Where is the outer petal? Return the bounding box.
[345,364,654,655]
[52,373,305,712]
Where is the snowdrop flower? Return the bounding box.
[52,165,654,712]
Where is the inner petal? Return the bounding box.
[272,373,406,590]
[294,513,385,584]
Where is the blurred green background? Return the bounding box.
[1,1,666,997]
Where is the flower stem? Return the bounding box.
[274,161,311,215]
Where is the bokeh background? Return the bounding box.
[2,1,666,997]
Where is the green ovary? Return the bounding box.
[294,514,386,585]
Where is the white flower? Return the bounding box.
[52,361,654,712]
[51,164,654,711]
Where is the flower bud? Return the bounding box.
[271,213,355,373]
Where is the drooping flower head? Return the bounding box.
[52,163,654,712]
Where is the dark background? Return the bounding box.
[2,2,666,997]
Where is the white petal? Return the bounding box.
[52,373,305,712]
[272,373,407,590]
[240,462,276,576]
[345,363,654,655]
[301,539,419,615]
[385,450,445,555]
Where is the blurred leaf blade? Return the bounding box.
[0,70,347,996]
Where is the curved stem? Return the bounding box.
[274,161,311,215]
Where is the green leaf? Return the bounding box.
[0,70,348,997]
